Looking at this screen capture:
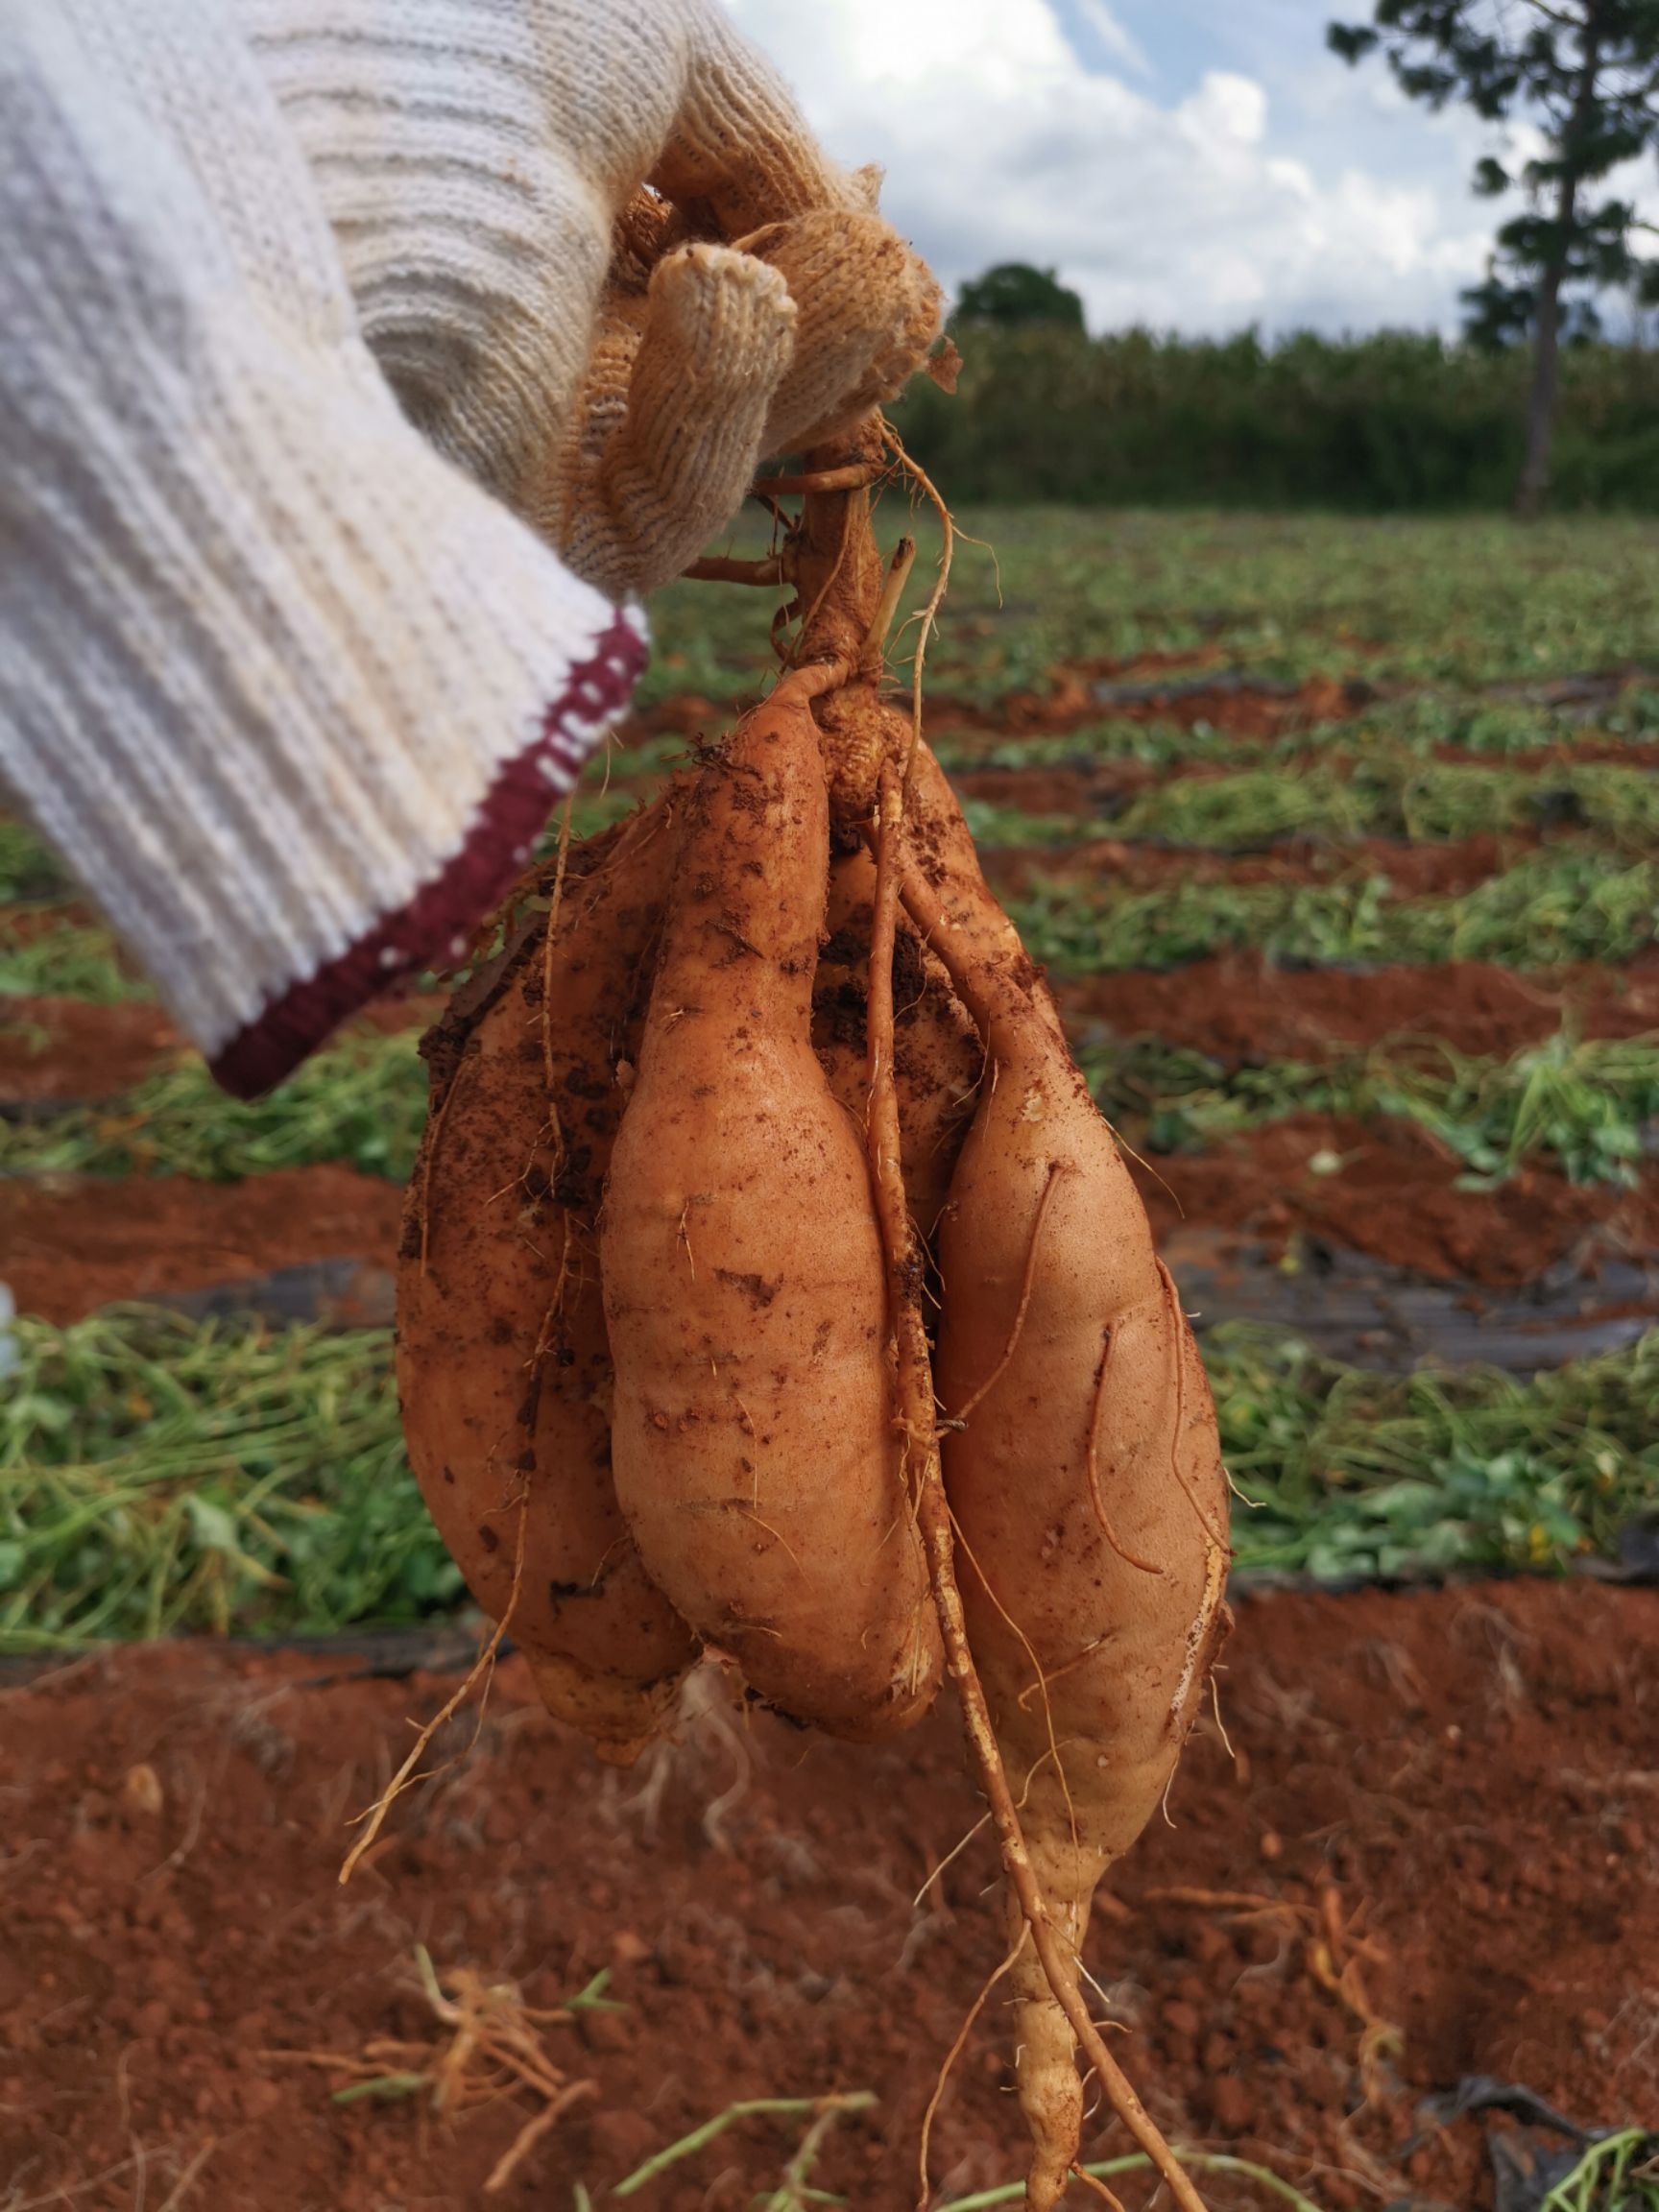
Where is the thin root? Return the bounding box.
[917,1926,1029,2211]
[753,463,881,496]
[859,534,917,676]
[285,1948,596,2194]
[683,553,789,586]
[950,1161,1066,1425]
[1155,1261,1232,1555]
[338,1497,528,1886]
[879,421,953,779]
[1083,1328,1165,1576]
[860,761,1205,2212]
[1074,2168,1130,2212]
[865,739,1207,2212]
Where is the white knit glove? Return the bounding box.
[0,0,643,1095]
[1,0,937,1095]
[242,0,942,593]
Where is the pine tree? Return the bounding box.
[1330,1,1659,514]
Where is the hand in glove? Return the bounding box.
[1,0,643,1096]
[552,185,942,599]
[243,0,943,594]
[1,0,941,1100]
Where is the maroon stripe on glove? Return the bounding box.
[209,613,644,1099]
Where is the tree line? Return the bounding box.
[914,3,1659,511]
[889,321,1659,510]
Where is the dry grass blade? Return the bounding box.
[337,1495,528,1885]
[1141,1883,1401,2103]
[281,1948,596,2195]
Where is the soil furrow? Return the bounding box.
[1133,1110,1659,1289]
[6,1113,1653,1325]
[1059,952,1659,1063]
[0,1166,404,1325]
[981,830,1537,899]
[0,1585,1651,2211]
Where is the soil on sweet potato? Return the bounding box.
[1,1580,1653,2212]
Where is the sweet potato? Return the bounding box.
[397,805,699,1762]
[813,847,982,1238]
[602,682,943,1741]
[394,410,1224,2207]
[908,748,1231,2207]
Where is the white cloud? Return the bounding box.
[1071,0,1152,77]
[1179,71,1268,152]
[725,0,1496,335]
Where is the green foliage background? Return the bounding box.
[891,326,1659,508]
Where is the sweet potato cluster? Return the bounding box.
[398,447,1231,2205]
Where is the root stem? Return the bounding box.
[683,553,788,586]
[753,463,881,496]
[859,534,917,676]
[862,765,1206,2212]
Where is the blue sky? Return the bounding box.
[727,0,1521,337]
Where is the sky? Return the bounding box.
[722,0,1525,338]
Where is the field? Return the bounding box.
[3,507,1657,2211]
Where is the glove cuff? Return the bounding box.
[3,301,645,1095]
[207,615,640,1096]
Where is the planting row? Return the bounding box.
[9,850,1659,1022]
[6,1005,1659,1194]
[5,1309,1653,1652]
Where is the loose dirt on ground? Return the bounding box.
[1060,954,1659,1065]
[11,960,1655,1128]
[0,998,186,1105]
[1134,1113,1659,1289]
[0,1166,405,1324]
[2,1582,1652,2212]
[10,957,1659,1325]
[953,668,1370,740]
[980,830,1550,900]
[0,995,429,1109]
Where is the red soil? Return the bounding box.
[981,831,1534,900]
[1061,953,1659,1064]
[0,898,107,944]
[0,1166,404,1324]
[0,994,429,1108]
[11,949,1659,1325]
[6,1127,1647,1320]
[1133,1113,1659,1289]
[984,669,1367,739]
[1433,737,1659,773]
[0,998,185,1104]
[953,761,1163,815]
[2,1581,1652,2212]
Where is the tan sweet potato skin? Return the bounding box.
[814,848,982,1238]
[602,691,943,1741]
[397,807,699,1760]
[918,748,1230,2205]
